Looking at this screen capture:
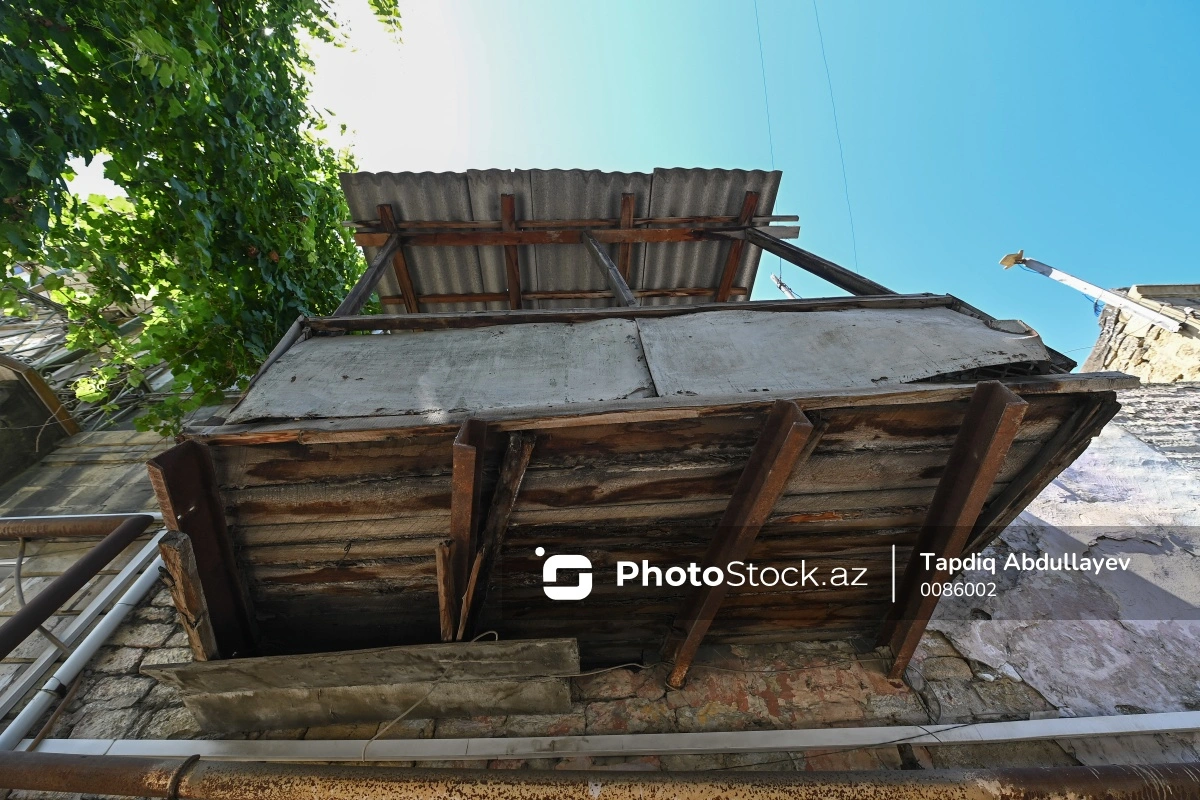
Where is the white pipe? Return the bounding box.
[0,532,165,720]
[21,710,1200,761]
[0,554,166,750]
[770,273,800,299]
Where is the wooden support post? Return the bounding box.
[335,230,404,317]
[500,194,523,310]
[881,381,1028,680]
[617,193,636,281]
[147,441,256,658]
[375,204,420,314]
[742,227,895,297]
[457,432,537,640]
[435,542,457,642]
[664,401,820,689]
[582,231,638,307]
[450,419,487,602]
[158,531,220,661]
[715,192,759,302]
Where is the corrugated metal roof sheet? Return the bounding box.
[339,168,784,312]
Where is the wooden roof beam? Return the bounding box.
[663,401,822,689]
[617,193,636,281]
[346,213,800,233]
[879,381,1028,681]
[378,288,749,306]
[582,231,638,307]
[500,194,523,310]
[375,205,420,314]
[715,192,760,302]
[449,418,487,631]
[741,227,895,297]
[353,225,799,248]
[456,432,537,641]
[336,230,403,316]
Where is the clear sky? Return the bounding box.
[98,1,1200,362]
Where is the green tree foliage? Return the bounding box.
[1,0,399,431]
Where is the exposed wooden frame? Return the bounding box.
[377,287,748,306]
[456,432,537,641]
[740,228,895,297]
[435,542,456,642]
[500,194,523,310]
[354,225,797,249]
[146,441,257,658]
[334,231,403,316]
[617,193,636,281]
[715,192,760,302]
[0,352,79,436]
[158,531,220,661]
[581,232,637,307]
[880,381,1029,680]
[376,204,420,314]
[663,401,822,688]
[450,419,488,598]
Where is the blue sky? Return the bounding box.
[307,0,1200,360]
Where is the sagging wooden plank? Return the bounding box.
[741,228,895,297]
[142,638,579,733]
[147,441,257,658]
[715,192,759,302]
[376,204,420,314]
[435,541,457,642]
[353,225,799,248]
[663,401,822,688]
[617,193,636,280]
[582,231,638,307]
[158,532,219,661]
[880,381,1028,680]
[501,194,523,310]
[334,230,403,316]
[348,213,800,233]
[457,432,537,640]
[450,419,487,595]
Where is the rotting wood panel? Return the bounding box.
[142,638,578,733]
[182,383,1124,663]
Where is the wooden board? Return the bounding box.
[142,638,578,733]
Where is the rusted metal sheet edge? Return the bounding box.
[188,372,1140,446]
[2,753,1199,800]
[20,709,1200,761]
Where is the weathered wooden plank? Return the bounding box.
[435,541,456,642]
[158,531,219,661]
[142,639,578,733]
[353,224,798,248]
[240,536,450,565]
[742,227,894,296]
[147,441,257,658]
[663,401,820,688]
[235,518,450,547]
[715,192,759,302]
[500,193,523,310]
[348,212,798,233]
[617,192,636,280]
[582,231,638,307]
[335,231,403,316]
[376,203,420,314]
[881,382,1028,680]
[458,432,537,640]
[450,418,487,595]
[378,287,749,305]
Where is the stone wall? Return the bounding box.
[1083,305,1200,382]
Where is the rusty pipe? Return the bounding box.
[0,514,156,540]
[1,753,1200,799]
[0,515,154,661]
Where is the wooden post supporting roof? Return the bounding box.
[158,531,219,661]
[146,441,256,658]
[880,381,1028,680]
[450,419,487,604]
[375,204,420,314]
[582,231,638,307]
[715,192,759,302]
[435,542,457,642]
[741,227,895,297]
[663,401,821,689]
[335,231,403,317]
[617,193,636,281]
[500,194,523,310]
[457,432,537,640]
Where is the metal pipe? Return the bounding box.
[0,531,165,719]
[1,753,1199,799]
[0,552,165,750]
[0,515,154,661]
[0,513,156,540]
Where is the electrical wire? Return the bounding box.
[811,0,860,273]
[751,0,785,285]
